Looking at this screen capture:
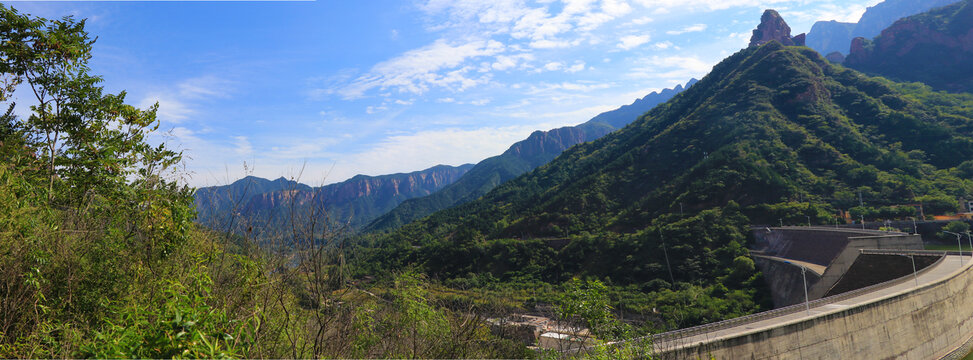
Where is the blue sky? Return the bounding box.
[3,0,880,187]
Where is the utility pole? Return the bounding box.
[858,189,864,207]
[660,228,675,285]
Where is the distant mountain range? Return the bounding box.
[194,80,696,233]
[806,0,959,56]
[844,0,973,93]
[363,79,697,233]
[194,164,473,234]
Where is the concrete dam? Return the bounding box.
[642,227,973,359]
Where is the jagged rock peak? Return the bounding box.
[749,9,806,47]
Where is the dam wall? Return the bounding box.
[658,258,973,359]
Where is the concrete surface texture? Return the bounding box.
[652,255,973,359]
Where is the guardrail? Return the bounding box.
[625,252,950,352]
[860,249,963,256]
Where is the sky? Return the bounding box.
[2,0,880,187]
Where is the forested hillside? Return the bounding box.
[366,40,973,329]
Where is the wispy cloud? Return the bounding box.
[333,39,505,99]
[666,23,707,35]
[618,34,651,50]
[139,75,233,125]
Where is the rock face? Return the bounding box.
[749,10,805,47]
[806,0,959,56]
[844,0,973,93]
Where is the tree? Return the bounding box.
[0,5,175,208]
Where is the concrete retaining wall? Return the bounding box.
[661,259,973,359]
[753,257,822,308]
[809,234,924,299]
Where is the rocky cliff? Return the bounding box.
[844,0,973,93]
[749,10,805,47]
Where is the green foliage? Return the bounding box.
[80,271,257,359]
[944,221,970,234]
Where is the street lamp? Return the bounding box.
[944,231,965,265]
[967,231,973,257]
[784,260,811,316]
[806,215,811,227]
[897,254,919,287]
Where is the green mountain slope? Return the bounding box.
[367,40,973,328]
[364,81,695,233]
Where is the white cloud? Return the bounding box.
[666,23,707,35]
[366,105,389,114]
[653,41,674,49]
[233,136,252,156]
[628,55,714,80]
[624,16,654,26]
[618,34,651,50]
[544,62,565,71]
[140,94,193,124]
[567,62,586,73]
[138,75,232,125]
[337,39,505,98]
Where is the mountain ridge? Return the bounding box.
[363,79,697,233]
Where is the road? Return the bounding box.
[653,254,969,352]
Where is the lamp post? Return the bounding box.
[785,260,811,316]
[966,231,973,257]
[806,215,811,227]
[944,231,964,265]
[897,254,919,287]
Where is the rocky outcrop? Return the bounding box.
[806,0,959,56]
[749,10,805,47]
[844,0,973,93]
[825,51,846,63]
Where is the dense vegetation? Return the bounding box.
[0,7,532,358]
[364,41,973,330]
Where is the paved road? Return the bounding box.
[654,255,970,352]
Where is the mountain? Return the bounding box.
[844,0,973,93]
[806,20,855,56]
[369,14,973,327]
[586,79,698,129]
[194,163,473,233]
[806,0,959,56]
[363,79,697,233]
